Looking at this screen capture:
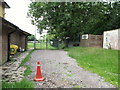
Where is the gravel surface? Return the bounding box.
[25,50,116,88]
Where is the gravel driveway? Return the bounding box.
[26,50,116,88]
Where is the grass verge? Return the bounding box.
[20,50,34,66]
[2,50,35,88]
[65,47,118,86]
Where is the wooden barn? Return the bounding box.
[0,1,30,65]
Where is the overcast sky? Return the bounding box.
[5,0,41,39]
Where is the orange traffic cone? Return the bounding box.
[34,61,45,81]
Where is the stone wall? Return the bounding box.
[80,34,103,48]
[2,50,30,82]
[103,29,120,50]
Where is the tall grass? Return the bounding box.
[2,78,35,88]
[65,47,118,86]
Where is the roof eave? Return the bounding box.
[3,2,10,8]
[1,17,31,36]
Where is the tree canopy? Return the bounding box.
[28,35,36,41]
[28,2,120,41]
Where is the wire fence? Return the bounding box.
[27,41,57,50]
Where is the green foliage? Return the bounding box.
[2,78,35,88]
[46,34,55,40]
[57,44,66,49]
[65,47,118,86]
[28,2,120,41]
[28,35,36,41]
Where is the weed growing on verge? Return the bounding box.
[67,74,74,77]
[73,86,81,88]
[20,50,34,77]
[68,70,72,72]
[24,66,32,76]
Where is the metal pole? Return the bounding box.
[34,25,36,49]
[45,34,48,49]
[40,35,42,49]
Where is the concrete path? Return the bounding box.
[26,50,116,88]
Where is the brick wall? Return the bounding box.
[80,34,103,48]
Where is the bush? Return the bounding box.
[58,44,66,49]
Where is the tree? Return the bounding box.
[28,35,36,41]
[27,2,120,42]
